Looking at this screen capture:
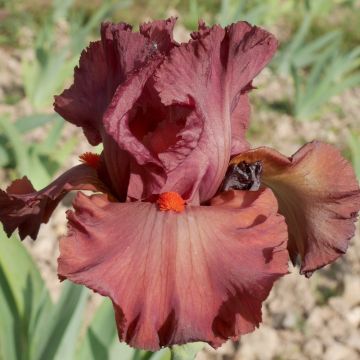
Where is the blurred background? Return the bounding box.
[0,0,359,359]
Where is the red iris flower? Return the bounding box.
[0,18,359,350]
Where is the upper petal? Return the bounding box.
[54,19,177,145]
[231,141,360,276]
[55,20,179,199]
[231,92,251,155]
[54,40,106,145]
[58,188,288,350]
[139,17,178,53]
[0,165,106,240]
[154,22,277,202]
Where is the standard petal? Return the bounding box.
[103,58,167,199]
[231,141,360,276]
[140,17,178,53]
[54,41,106,145]
[0,165,106,240]
[55,20,177,199]
[231,92,251,155]
[54,20,170,145]
[154,22,277,202]
[58,188,288,350]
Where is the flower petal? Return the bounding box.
[54,40,106,145]
[231,141,360,276]
[0,165,106,240]
[139,17,178,53]
[58,188,288,350]
[154,22,277,202]
[231,92,250,155]
[54,20,174,145]
[103,58,167,199]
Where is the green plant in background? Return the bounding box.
[0,115,76,188]
[290,42,360,120]
[0,0,131,188]
[273,17,342,76]
[22,0,131,110]
[267,0,360,120]
[216,0,294,27]
[0,230,204,360]
[348,131,360,178]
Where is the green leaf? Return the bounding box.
[34,281,87,360]
[109,341,137,360]
[348,132,360,178]
[170,343,205,360]
[0,143,9,166]
[36,118,64,154]
[26,150,52,189]
[53,287,88,360]
[0,116,30,176]
[14,113,59,134]
[0,267,21,360]
[0,231,46,319]
[0,230,49,360]
[77,299,118,360]
[50,136,77,169]
[149,349,171,360]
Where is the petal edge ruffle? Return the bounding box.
[0,165,105,240]
[58,188,288,350]
[231,141,360,276]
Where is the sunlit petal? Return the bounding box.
[231,141,360,276]
[58,188,288,350]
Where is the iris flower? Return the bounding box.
[0,18,359,351]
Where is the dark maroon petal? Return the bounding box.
[54,19,172,145]
[58,188,288,350]
[0,165,106,240]
[140,17,178,53]
[105,77,204,200]
[104,22,276,202]
[154,22,277,202]
[54,41,106,145]
[55,21,173,198]
[103,57,167,199]
[231,141,360,275]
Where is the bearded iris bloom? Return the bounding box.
[0,18,359,350]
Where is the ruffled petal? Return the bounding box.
[231,141,360,276]
[139,17,178,53]
[54,40,106,145]
[55,19,178,199]
[103,58,167,199]
[54,19,175,145]
[154,22,277,202]
[0,165,106,240]
[58,188,288,350]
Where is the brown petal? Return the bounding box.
[58,188,288,350]
[231,141,360,276]
[154,22,277,202]
[0,165,106,240]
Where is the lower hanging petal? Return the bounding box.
[58,188,288,350]
[231,141,360,276]
[0,165,106,240]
